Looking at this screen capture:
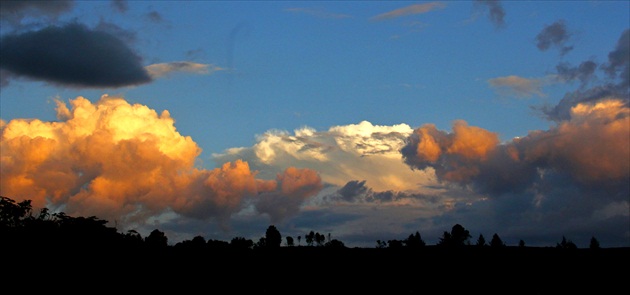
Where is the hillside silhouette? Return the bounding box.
[1,195,627,294]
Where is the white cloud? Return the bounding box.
[145,61,223,78]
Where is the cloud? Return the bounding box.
[0,0,74,26]
[535,20,573,55]
[402,99,629,196]
[0,22,152,88]
[213,120,437,193]
[371,2,446,21]
[255,167,323,223]
[487,75,551,97]
[398,99,629,246]
[602,29,629,88]
[111,0,128,13]
[473,0,505,29]
[284,7,352,19]
[555,61,597,87]
[145,62,223,79]
[538,30,629,122]
[0,95,323,230]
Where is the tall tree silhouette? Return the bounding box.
[490,233,505,248]
[476,234,487,247]
[265,225,282,248]
[589,236,600,249]
[305,231,315,246]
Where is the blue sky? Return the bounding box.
[1,1,629,248]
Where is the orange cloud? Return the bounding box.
[0,95,323,228]
[403,98,629,193]
[520,99,630,183]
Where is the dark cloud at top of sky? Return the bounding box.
[0,22,152,88]
[473,0,506,29]
[111,0,129,14]
[603,29,630,88]
[0,0,74,26]
[535,20,573,55]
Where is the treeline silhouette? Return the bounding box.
[2,195,627,293]
[0,196,608,250]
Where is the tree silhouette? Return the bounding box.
[0,196,33,228]
[265,225,282,248]
[438,224,471,247]
[231,236,254,250]
[589,236,600,249]
[324,239,346,248]
[518,239,526,247]
[314,232,326,246]
[556,236,577,250]
[286,236,294,247]
[376,240,387,248]
[476,234,487,247]
[490,233,505,248]
[297,235,301,246]
[145,229,168,248]
[404,231,426,248]
[305,231,315,246]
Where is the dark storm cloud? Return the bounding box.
[473,0,505,29]
[535,20,573,55]
[0,0,74,25]
[0,22,152,88]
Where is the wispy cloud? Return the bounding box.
[284,7,352,19]
[0,0,75,26]
[487,75,553,98]
[536,20,573,55]
[371,2,446,21]
[145,61,223,79]
[473,0,506,29]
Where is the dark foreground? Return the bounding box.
[6,245,628,294]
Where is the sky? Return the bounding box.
[1,0,629,248]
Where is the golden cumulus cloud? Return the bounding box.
[1,95,323,227]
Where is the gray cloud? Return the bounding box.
[556,61,597,87]
[0,0,74,26]
[536,20,573,55]
[488,75,550,98]
[540,30,629,122]
[0,22,152,88]
[603,29,629,88]
[473,0,505,29]
[111,0,128,13]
